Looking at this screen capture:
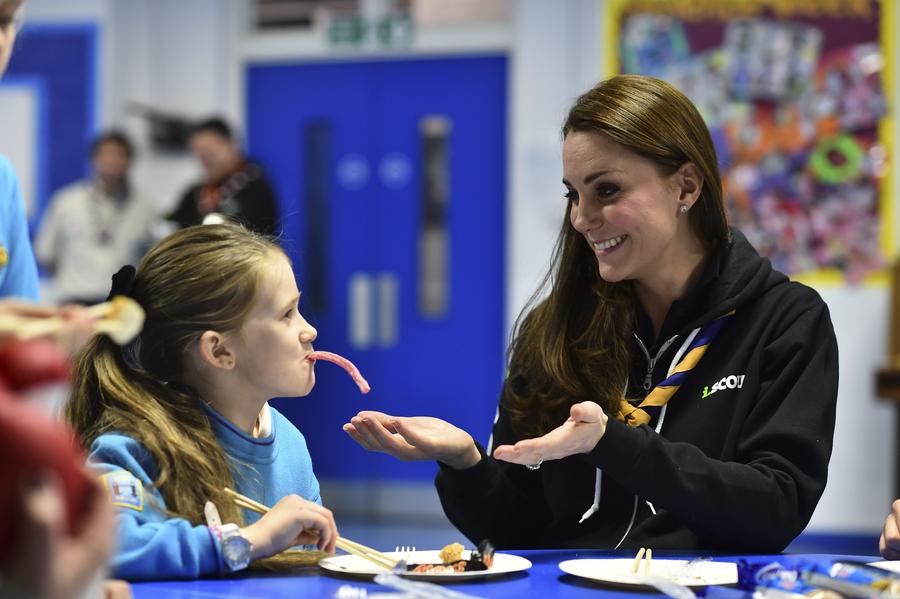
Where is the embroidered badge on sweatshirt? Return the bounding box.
[701,374,745,398]
[101,470,144,511]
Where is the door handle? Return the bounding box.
[348,273,398,349]
[377,273,398,348]
[419,115,451,317]
[348,273,373,349]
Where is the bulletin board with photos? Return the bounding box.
[606,0,894,284]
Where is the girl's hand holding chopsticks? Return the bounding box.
[236,494,338,559]
[226,488,397,570]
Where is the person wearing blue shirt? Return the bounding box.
[88,402,323,579]
[65,224,338,580]
[0,0,37,302]
[0,154,40,300]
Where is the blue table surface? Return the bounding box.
[130,550,884,598]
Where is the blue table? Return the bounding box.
[130,551,882,598]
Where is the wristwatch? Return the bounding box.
[218,523,253,572]
[205,500,253,572]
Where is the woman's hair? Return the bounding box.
[66,224,320,568]
[505,74,730,437]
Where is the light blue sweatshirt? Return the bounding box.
[88,403,321,580]
[0,155,40,300]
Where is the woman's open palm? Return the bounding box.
[343,411,481,469]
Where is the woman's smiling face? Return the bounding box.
[564,130,691,284]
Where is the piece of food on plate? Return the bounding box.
[407,539,496,574]
[439,542,464,564]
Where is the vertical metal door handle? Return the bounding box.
[348,273,373,349]
[377,273,398,348]
[418,115,451,317]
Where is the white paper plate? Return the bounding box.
[319,550,531,581]
[869,560,900,574]
[558,558,738,588]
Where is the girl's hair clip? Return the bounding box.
[107,265,137,301]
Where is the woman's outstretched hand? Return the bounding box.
[343,411,481,470]
[880,499,900,559]
[492,401,608,466]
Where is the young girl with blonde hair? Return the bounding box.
[66,223,337,579]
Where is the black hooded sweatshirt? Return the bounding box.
[435,228,838,553]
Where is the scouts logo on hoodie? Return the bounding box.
[101,470,144,511]
[0,244,7,268]
[701,374,745,398]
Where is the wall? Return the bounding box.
[19,0,898,535]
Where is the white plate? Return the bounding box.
[869,560,900,574]
[318,550,531,581]
[558,558,738,588]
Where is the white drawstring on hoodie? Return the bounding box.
[579,326,701,550]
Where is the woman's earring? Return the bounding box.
[679,204,689,214]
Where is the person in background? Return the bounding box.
[344,74,838,553]
[167,117,279,236]
[66,224,336,580]
[0,153,38,300]
[0,0,38,301]
[35,130,156,305]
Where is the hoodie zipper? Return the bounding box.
[582,333,681,533]
[608,331,691,548]
[633,333,679,392]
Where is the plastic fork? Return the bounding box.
[374,572,485,598]
[390,546,414,575]
[675,557,711,581]
[393,545,415,570]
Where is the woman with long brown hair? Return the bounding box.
[66,224,337,579]
[344,74,838,552]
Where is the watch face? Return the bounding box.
[223,534,252,570]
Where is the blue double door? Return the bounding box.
[246,56,507,481]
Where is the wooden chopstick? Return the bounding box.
[631,547,652,575]
[223,487,399,570]
[225,488,269,513]
[333,539,397,570]
[332,536,398,569]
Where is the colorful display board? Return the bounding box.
[606,0,894,284]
